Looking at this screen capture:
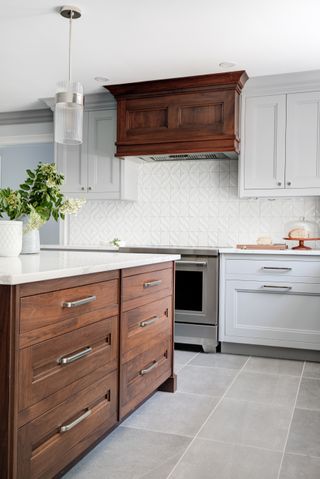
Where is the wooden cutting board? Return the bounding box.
[236,244,288,250]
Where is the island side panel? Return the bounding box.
[0,285,19,479]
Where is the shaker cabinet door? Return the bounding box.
[242,95,286,190]
[87,110,120,197]
[55,142,87,194]
[286,91,320,189]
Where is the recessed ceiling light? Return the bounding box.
[94,76,110,83]
[219,62,236,68]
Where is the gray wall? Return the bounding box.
[0,143,59,244]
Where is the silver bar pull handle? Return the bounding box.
[58,346,92,365]
[60,409,91,433]
[143,280,162,289]
[140,316,159,328]
[177,261,207,267]
[62,295,96,308]
[140,361,158,375]
[262,267,292,272]
[261,285,292,292]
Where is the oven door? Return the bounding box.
[175,256,218,326]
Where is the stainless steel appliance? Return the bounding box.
[120,246,219,352]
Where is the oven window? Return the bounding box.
[175,270,203,312]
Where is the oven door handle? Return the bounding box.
[177,261,207,267]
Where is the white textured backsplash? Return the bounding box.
[68,160,320,247]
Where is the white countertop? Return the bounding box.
[0,251,180,285]
[41,244,118,251]
[219,247,320,256]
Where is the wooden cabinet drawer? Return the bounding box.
[17,371,117,479]
[20,279,119,335]
[122,296,172,362]
[225,257,320,282]
[122,267,173,311]
[19,316,118,411]
[120,339,172,418]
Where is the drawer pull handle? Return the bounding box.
[62,295,96,308]
[262,267,292,272]
[60,409,91,433]
[140,361,159,375]
[143,280,162,289]
[261,285,292,292]
[58,346,92,365]
[178,261,207,267]
[140,316,159,327]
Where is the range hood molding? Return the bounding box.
[106,70,248,159]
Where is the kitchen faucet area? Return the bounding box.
[0,1,320,478]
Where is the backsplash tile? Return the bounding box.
[68,160,320,247]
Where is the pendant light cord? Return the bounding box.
[68,10,73,83]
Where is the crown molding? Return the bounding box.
[244,69,320,96]
[0,109,53,126]
[41,92,116,112]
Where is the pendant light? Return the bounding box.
[55,5,83,145]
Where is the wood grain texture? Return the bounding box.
[107,71,248,156]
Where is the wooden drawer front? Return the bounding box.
[122,296,172,362]
[19,317,118,411]
[120,340,172,418]
[18,371,117,479]
[225,257,320,282]
[122,267,173,310]
[20,279,119,334]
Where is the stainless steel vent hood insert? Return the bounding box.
[138,152,238,162]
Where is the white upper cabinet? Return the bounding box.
[240,72,320,197]
[56,109,138,201]
[286,91,320,190]
[242,95,286,191]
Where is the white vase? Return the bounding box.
[0,220,23,257]
[21,217,40,254]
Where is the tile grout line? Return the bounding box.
[165,355,252,479]
[276,360,306,479]
[174,351,200,373]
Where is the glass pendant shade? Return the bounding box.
[55,81,84,145]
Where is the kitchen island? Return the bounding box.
[0,251,179,479]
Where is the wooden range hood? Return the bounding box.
[106,70,248,158]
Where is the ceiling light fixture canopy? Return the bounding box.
[55,5,84,145]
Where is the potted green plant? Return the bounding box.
[0,163,85,254]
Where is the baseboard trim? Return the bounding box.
[221,342,320,362]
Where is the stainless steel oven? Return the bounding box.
[119,246,219,352]
[175,254,219,352]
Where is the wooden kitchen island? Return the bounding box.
[0,251,179,479]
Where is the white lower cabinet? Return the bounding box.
[56,109,139,201]
[220,254,320,350]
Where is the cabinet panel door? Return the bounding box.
[223,280,320,350]
[87,110,120,195]
[55,142,87,193]
[243,95,286,190]
[286,91,320,189]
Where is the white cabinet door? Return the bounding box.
[223,279,320,350]
[286,91,320,189]
[55,142,87,194]
[87,110,120,198]
[242,95,286,191]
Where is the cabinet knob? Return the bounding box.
[88,186,92,191]
[287,181,292,186]
[81,187,85,191]
[277,181,282,186]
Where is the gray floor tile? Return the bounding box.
[303,361,320,379]
[177,365,237,397]
[244,357,303,377]
[174,350,198,365]
[296,378,320,410]
[198,398,292,451]
[63,426,190,479]
[226,371,300,407]
[123,391,219,437]
[286,408,320,457]
[169,438,282,479]
[279,453,320,479]
[189,353,248,369]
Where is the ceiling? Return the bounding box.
[1,0,320,112]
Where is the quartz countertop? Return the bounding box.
[0,251,180,285]
[219,247,320,256]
